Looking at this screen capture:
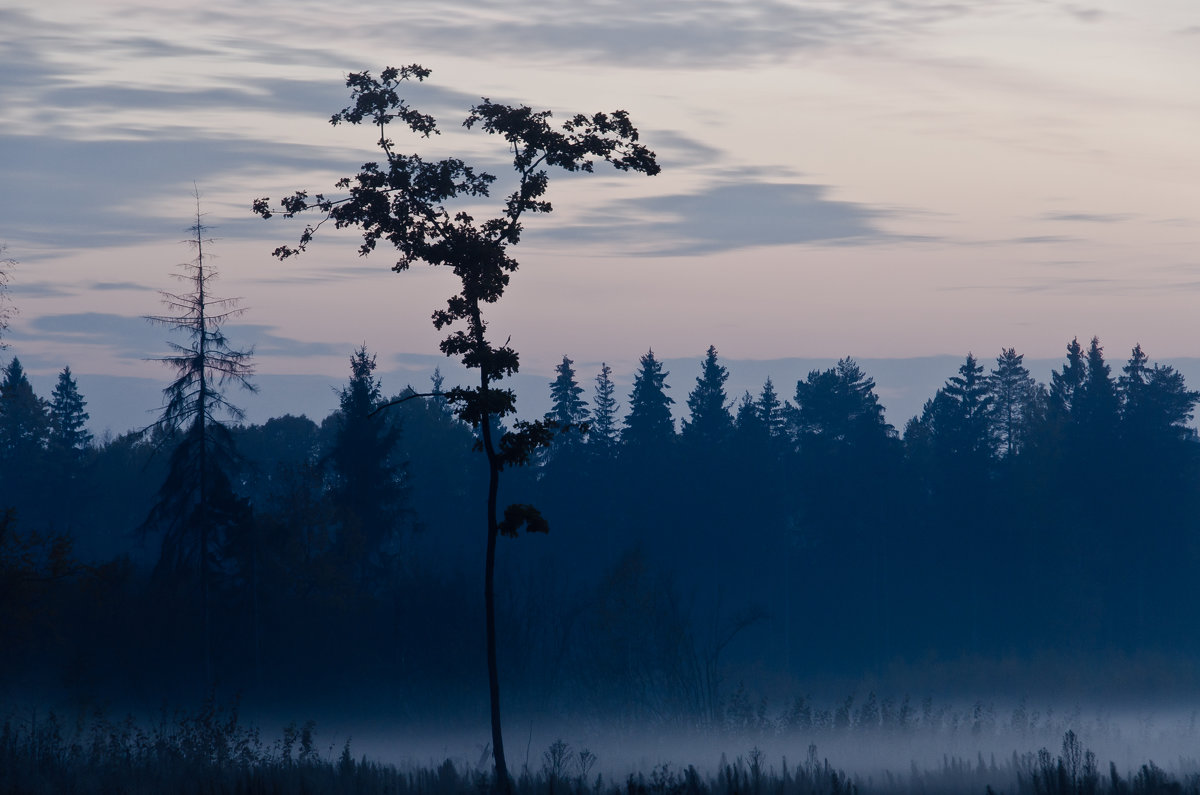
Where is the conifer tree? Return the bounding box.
[756,376,785,439]
[1049,337,1087,419]
[940,353,993,461]
[590,362,620,453]
[1075,336,1119,436]
[1145,368,1198,431]
[0,358,49,506]
[143,198,256,687]
[0,358,47,454]
[45,367,93,530]
[326,346,406,587]
[682,345,732,445]
[429,367,452,418]
[791,358,891,444]
[734,390,764,436]
[987,348,1039,457]
[623,349,675,448]
[545,355,588,447]
[1119,344,1199,445]
[1119,343,1150,411]
[48,366,92,463]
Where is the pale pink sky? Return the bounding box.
[2,0,1199,425]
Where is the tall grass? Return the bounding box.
[2,699,1198,795]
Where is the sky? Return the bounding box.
[2,0,1199,432]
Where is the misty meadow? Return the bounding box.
[6,289,1200,793]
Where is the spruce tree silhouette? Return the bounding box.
[734,390,763,436]
[48,366,91,463]
[1120,344,1200,447]
[0,358,49,511]
[46,367,92,529]
[623,349,675,450]
[326,345,406,588]
[987,348,1040,458]
[1075,337,1120,446]
[756,376,786,440]
[791,358,891,445]
[143,197,256,687]
[939,353,993,464]
[254,65,658,791]
[545,355,589,453]
[590,363,621,454]
[682,345,732,446]
[1049,337,1087,419]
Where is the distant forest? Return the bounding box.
[2,334,1198,723]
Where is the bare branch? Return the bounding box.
[368,390,441,417]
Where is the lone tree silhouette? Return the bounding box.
[143,196,256,687]
[254,64,658,791]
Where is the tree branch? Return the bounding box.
[368,391,443,417]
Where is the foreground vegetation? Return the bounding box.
[4,698,1200,795]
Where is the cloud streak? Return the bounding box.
[545,178,892,256]
[365,0,979,69]
[12,312,348,362]
[1039,212,1132,224]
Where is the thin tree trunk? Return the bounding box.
[200,419,211,688]
[252,524,261,690]
[197,216,212,690]
[478,368,511,794]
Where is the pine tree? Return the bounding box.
[791,358,891,444]
[756,376,786,439]
[1119,344,1199,445]
[1075,336,1119,435]
[429,367,452,418]
[590,362,620,453]
[545,355,589,447]
[734,390,765,437]
[47,366,92,464]
[681,345,732,445]
[1119,343,1150,408]
[623,349,674,448]
[1049,337,1087,419]
[940,353,993,461]
[987,348,1039,457]
[45,367,93,529]
[0,358,48,457]
[326,345,406,586]
[0,358,49,507]
[142,197,256,687]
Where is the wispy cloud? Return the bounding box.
[1060,4,1105,23]
[15,312,158,359]
[12,312,347,362]
[9,281,76,298]
[223,324,347,358]
[91,281,153,292]
[0,136,360,251]
[1039,212,1132,224]
[362,0,980,68]
[1011,235,1078,244]
[544,177,893,256]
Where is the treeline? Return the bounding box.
[1,334,1198,721]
